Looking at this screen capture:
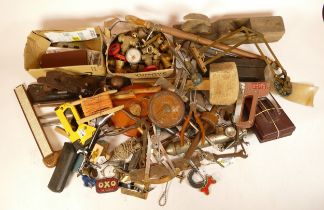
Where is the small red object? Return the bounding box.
[108,43,121,56]
[96,177,119,193]
[143,65,158,72]
[114,54,126,61]
[200,176,216,195]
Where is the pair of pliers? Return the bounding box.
[179,91,205,147]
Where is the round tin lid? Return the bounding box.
[148,91,185,128]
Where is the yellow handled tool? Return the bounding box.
[55,103,96,145]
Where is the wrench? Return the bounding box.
[200,149,248,163]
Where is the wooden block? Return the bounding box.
[81,91,113,117]
[209,62,239,105]
[249,16,285,43]
[214,16,285,44]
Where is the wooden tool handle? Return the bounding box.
[125,15,149,28]
[112,86,161,100]
[43,151,61,168]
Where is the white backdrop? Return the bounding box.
[1,0,324,210]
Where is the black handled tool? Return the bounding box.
[48,142,77,192]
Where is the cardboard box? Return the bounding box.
[104,18,174,79]
[24,27,107,78]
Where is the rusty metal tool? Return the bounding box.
[199,149,248,164]
[14,84,60,168]
[172,45,202,86]
[233,82,270,128]
[181,102,225,162]
[141,128,179,185]
[189,45,207,74]
[180,91,205,147]
[174,69,189,101]
[151,125,177,176]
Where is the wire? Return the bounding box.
[158,181,171,206]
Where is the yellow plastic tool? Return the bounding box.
[55,103,96,145]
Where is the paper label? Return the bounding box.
[218,157,235,167]
[44,28,97,43]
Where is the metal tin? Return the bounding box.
[148,91,185,128]
[96,177,119,193]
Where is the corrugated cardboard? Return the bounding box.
[24,27,106,78]
[104,18,174,79]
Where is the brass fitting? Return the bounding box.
[107,59,115,66]
[153,35,164,48]
[160,54,172,69]
[137,28,147,39]
[141,54,153,66]
[152,59,160,67]
[130,64,139,72]
[131,31,138,38]
[144,34,161,47]
[115,59,125,73]
[141,45,160,56]
[159,40,169,52]
[118,34,139,54]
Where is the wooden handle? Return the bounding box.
[111,92,136,100]
[125,15,149,28]
[43,150,61,168]
[112,86,161,100]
